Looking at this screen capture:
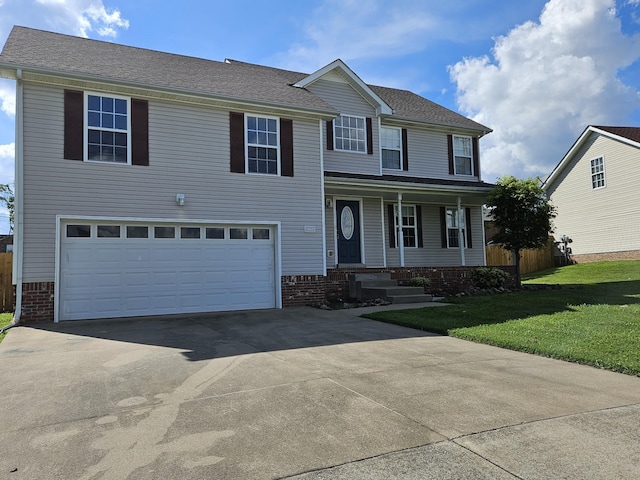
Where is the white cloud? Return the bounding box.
[34,0,129,38]
[449,0,640,181]
[0,142,14,183]
[0,80,15,117]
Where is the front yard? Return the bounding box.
[365,261,640,376]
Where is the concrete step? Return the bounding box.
[359,286,426,301]
[388,294,434,304]
[351,273,392,282]
[349,273,396,299]
[358,280,398,288]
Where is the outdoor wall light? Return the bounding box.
[325,198,333,209]
[176,194,185,206]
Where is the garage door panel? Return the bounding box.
[60,222,277,320]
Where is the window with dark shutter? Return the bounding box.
[280,118,294,177]
[447,135,454,175]
[472,138,479,178]
[402,128,408,171]
[229,112,245,173]
[366,117,373,155]
[326,120,334,150]
[440,207,448,248]
[465,207,473,248]
[387,204,396,248]
[416,205,423,247]
[64,90,84,161]
[131,99,149,166]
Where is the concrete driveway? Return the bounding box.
[1,306,639,479]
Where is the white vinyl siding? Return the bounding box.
[546,133,640,256]
[21,83,325,281]
[306,79,379,175]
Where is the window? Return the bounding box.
[246,115,279,174]
[591,157,605,189]
[206,227,225,239]
[394,205,417,248]
[381,127,401,169]
[252,228,270,240]
[67,224,91,237]
[86,93,130,164]
[97,225,120,238]
[453,135,473,175]
[334,115,366,152]
[154,226,175,238]
[446,207,466,248]
[230,228,248,239]
[180,227,201,239]
[126,226,148,238]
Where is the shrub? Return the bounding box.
[408,276,430,288]
[472,267,510,289]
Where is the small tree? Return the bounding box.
[0,183,14,233]
[487,176,556,287]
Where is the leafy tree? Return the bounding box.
[487,176,556,287]
[0,183,14,233]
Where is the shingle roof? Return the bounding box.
[593,126,640,144]
[0,26,490,132]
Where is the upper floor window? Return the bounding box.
[334,115,366,153]
[381,127,402,169]
[246,115,279,175]
[86,93,130,164]
[394,204,417,248]
[590,157,605,189]
[446,207,466,248]
[453,135,473,175]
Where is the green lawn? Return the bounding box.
[0,312,14,343]
[365,261,640,376]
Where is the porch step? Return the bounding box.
[360,286,426,300]
[349,273,434,304]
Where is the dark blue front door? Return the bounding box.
[337,200,361,264]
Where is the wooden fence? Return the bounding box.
[0,253,14,312]
[486,239,555,275]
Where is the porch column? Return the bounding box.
[397,192,405,267]
[457,196,466,266]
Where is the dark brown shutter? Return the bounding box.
[387,204,396,248]
[280,118,294,177]
[402,128,408,171]
[230,112,245,173]
[440,207,447,248]
[366,117,373,155]
[131,99,149,166]
[472,137,479,177]
[416,205,423,248]
[447,134,454,174]
[64,90,83,161]
[326,120,334,150]
[465,207,473,248]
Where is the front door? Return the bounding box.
[336,200,361,264]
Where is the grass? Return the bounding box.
[0,312,14,343]
[365,260,640,376]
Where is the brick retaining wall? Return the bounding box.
[20,282,55,323]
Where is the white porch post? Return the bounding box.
[397,192,405,267]
[457,196,466,266]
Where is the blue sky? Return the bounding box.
[0,0,640,234]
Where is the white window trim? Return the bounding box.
[83,91,132,165]
[334,114,367,154]
[244,113,281,176]
[381,126,402,170]
[453,134,473,176]
[590,156,606,190]
[394,203,418,249]
[446,206,466,249]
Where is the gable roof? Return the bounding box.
[0,26,490,133]
[543,125,640,190]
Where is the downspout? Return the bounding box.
[397,192,404,267]
[457,196,466,266]
[13,69,24,323]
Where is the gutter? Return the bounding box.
[12,68,23,324]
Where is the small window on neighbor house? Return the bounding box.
[252,228,270,240]
[453,135,473,175]
[154,226,175,238]
[381,127,401,169]
[230,228,248,239]
[97,225,120,238]
[67,224,91,237]
[180,227,201,239]
[334,115,366,153]
[206,227,225,239]
[126,226,148,238]
[591,157,605,189]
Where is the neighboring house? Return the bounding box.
[0,235,13,253]
[0,26,494,323]
[544,125,640,263]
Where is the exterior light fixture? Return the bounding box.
[176,194,185,206]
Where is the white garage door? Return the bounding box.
[59,221,277,321]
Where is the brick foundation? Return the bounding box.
[569,250,640,264]
[20,282,55,323]
[281,275,326,306]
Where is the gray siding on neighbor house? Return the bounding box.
[21,82,325,281]
[307,79,380,175]
[546,133,640,255]
[385,204,485,267]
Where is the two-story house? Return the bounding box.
[544,125,640,263]
[0,26,494,323]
